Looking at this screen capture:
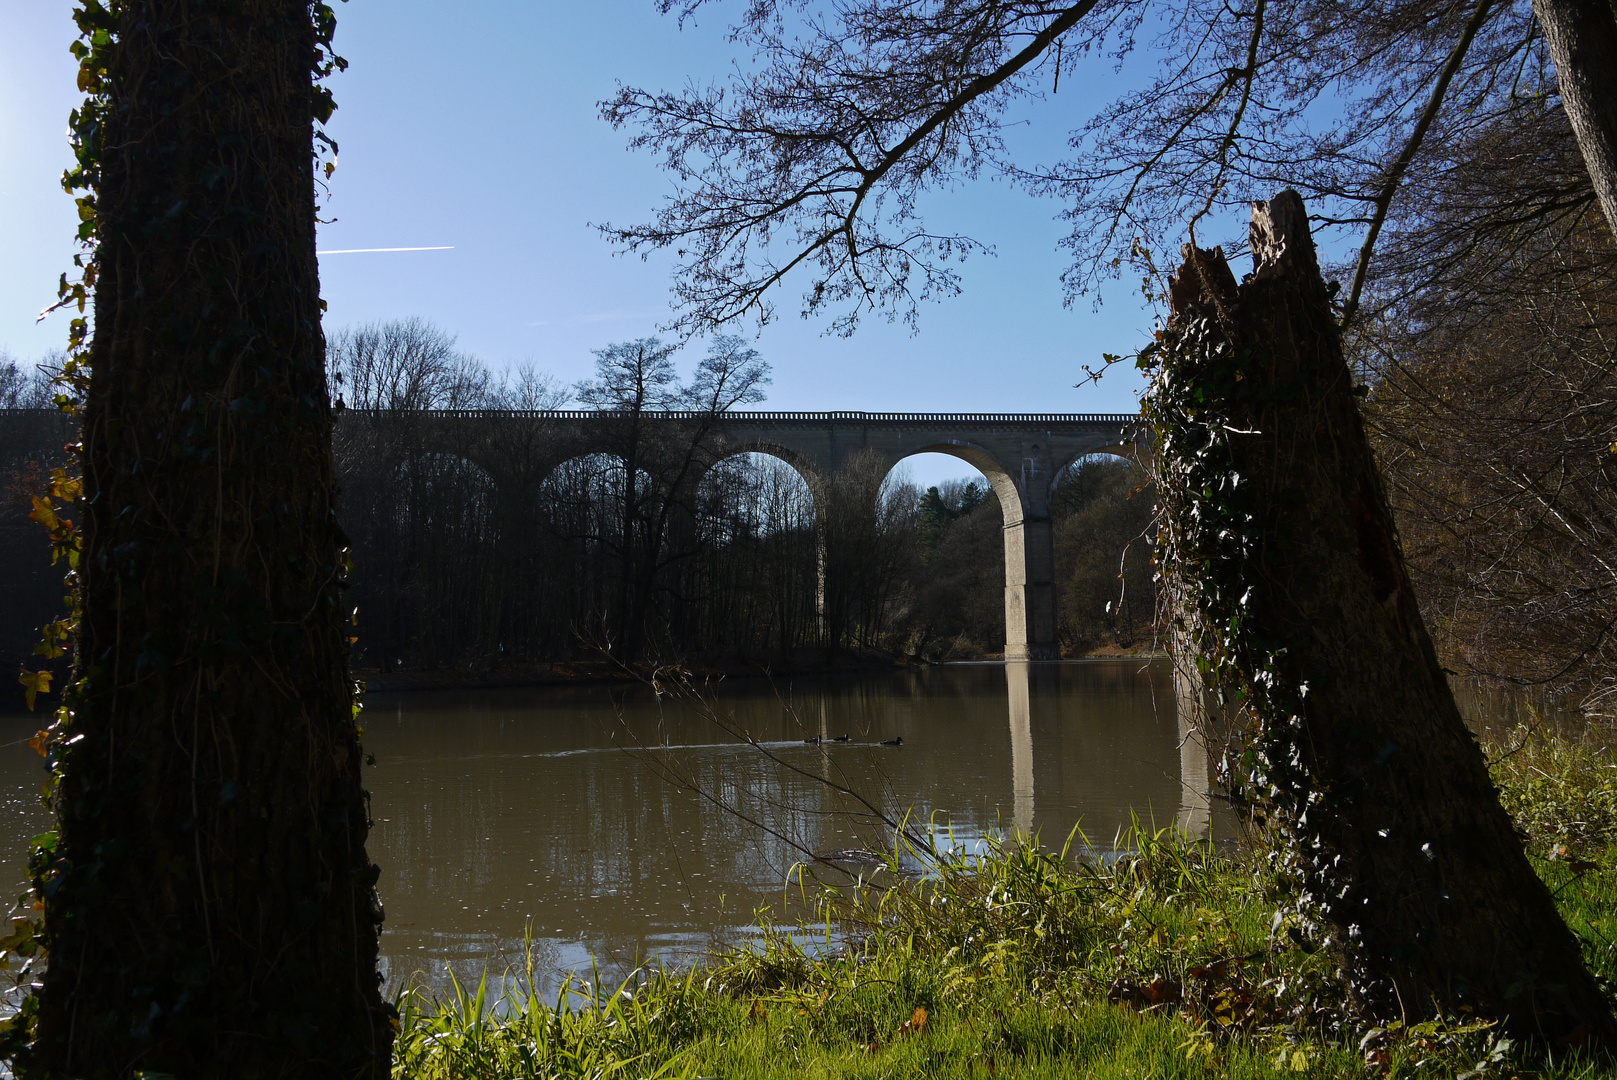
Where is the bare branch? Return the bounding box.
[1340,0,1504,330]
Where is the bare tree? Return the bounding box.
[683,334,772,413]
[1323,53,1617,705]
[576,337,682,413]
[682,453,821,655]
[1533,0,1617,235]
[1360,226,1617,708]
[571,336,772,662]
[493,363,570,411]
[328,317,491,410]
[601,1,1615,335]
[0,353,55,410]
[820,450,919,649]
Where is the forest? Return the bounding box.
[3,332,1156,682]
[313,321,1154,672]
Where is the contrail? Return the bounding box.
[316,245,454,255]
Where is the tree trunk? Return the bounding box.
[1533,0,1617,237]
[1155,190,1614,1041]
[26,3,392,1076]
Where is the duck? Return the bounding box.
[832,734,852,742]
[880,735,903,747]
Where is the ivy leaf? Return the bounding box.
[28,497,60,533]
[18,671,53,712]
[312,86,338,124]
[27,725,57,757]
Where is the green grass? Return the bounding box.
[392,723,1617,1079]
[1491,722,1617,998]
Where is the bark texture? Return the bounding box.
[1534,0,1617,236]
[27,3,391,1077]
[1161,191,1614,1041]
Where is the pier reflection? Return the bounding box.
[1006,661,1035,834]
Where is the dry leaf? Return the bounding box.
[897,1006,929,1038]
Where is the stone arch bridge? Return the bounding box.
[361,409,1144,661]
[0,407,1145,660]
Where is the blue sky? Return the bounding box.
[1,1,1161,488]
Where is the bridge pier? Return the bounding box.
[1003,516,1059,660]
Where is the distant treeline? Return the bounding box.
[0,327,1156,692]
[1,402,70,692]
[325,321,1156,671]
[335,426,1153,672]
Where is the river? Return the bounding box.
[0,659,1567,999]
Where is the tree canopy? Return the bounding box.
[601,0,1615,336]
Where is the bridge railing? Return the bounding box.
[0,407,1145,427]
[334,408,1143,425]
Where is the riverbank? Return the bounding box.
[353,646,1169,695]
[354,647,921,694]
[353,644,1176,695]
[392,721,1617,1079]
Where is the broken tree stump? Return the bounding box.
[1152,190,1612,1041]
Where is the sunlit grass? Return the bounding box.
[1490,722,1617,995]
[393,723,1617,1079]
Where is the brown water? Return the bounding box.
[0,660,1570,998]
[361,659,1194,993]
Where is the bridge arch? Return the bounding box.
[696,450,819,539]
[882,441,1054,660]
[885,440,1026,526]
[388,451,499,541]
[706,440,825,509]
[1046,444,1139,506]
[537,451,666,540]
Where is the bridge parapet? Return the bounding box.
[339,408,1138,426]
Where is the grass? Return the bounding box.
[391,722,1617,1079]
[1490,722,1617,998]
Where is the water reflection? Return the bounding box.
[357,660,1191,993]
[1006,662,1035,834]
[1177,701,1213,837]
[0,660,1225,998]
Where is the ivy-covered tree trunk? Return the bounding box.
[24,2,392,1076]
[1154,190,1614,1041]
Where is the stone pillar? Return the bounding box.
[814,509,828,643]
[1003,515,1059,660]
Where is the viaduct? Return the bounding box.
[358,409,1145,661]
[1,408,1146,661]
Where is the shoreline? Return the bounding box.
[354,648,921,695]
[0,647,1172,713]
[354,646,1170,694]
